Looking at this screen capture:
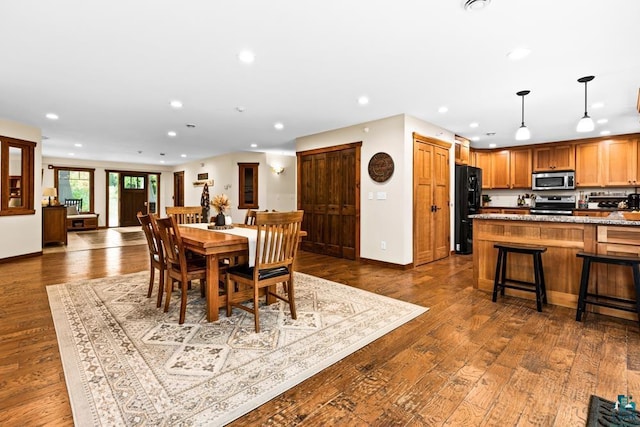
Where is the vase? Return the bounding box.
[215,212,226,226]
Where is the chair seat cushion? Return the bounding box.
[228,264,289,280]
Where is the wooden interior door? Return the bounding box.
[413,133,451,266]
[120,173,148,226]
[173,171,185,207]
[297,143,360,260]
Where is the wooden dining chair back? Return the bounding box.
[244,209,256,225]
[155,216,207,324]
[226,210,304,333]
[165,206,203,224]
[137,212,166,308]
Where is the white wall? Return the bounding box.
[296,114,455,266]
[0,118,42,259]
[174,151,296,223]
[41,157,173,227]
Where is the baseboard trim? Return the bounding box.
[360,257,413,270]
[0,250,42,264]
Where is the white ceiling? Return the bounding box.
[1,0,639,166]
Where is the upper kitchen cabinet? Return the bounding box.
[509,148,532,189]
[575,141,602,187]
[471,149,528,189]
[532,144,575,171]
[472,150,492,189]
[604,137,639,186]
[454,135,470,165]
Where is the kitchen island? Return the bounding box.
[471,213,640,321]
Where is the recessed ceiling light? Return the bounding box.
[470,122,479,128]
[181,154,187,158]
[489,143,497,148]
[357,96,369,106]
[274,122,284,130]
[236,106,246,112]
[170,100,183,109]
[160,160,165,164]
[507,47,531,61]
[46,113,59,120]
[74,143,82,147]
[438,106,448,113]
[250,143,258,148]
[591,102,604,109]
[464,0,491,11]
[167,131,177,137]
[597,118,608,124]
[471,136,480,141]
[600,130,611,135]
[238,50,255,64]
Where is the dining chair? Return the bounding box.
[155,216,207,324]
[166,206,203,224]
[137,212,167,308]
[244,209,256,225]
[226,210,304,333]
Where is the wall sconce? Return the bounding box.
[271,165,285,175]
[42,187,57,206]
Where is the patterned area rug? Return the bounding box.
[47,271,428,426]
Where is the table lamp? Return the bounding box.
[43,187,57,206]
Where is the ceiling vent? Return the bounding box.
[464,0,491,11]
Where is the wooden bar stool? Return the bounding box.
[492,243,548,312]
[575,252,640,326]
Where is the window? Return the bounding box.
[124,175,145,190]
[238,163,259,209]
[0,135,36,215]
[54,167,95,212]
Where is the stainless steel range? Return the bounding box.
[530,195,575,216]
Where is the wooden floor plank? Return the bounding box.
[2,240,640,426]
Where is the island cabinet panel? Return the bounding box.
[474,219,594,310]
[596,226,640,310]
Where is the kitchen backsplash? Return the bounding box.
[483,188,634,208]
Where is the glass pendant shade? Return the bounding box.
[515,125,531,141]
[576,114,595,132]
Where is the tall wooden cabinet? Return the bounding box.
[413,134,450,266]
[42,205,67,245]
[298,143,360,260]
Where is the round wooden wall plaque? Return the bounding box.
[368,152,394,183]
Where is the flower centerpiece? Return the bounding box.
[211,194,230,225]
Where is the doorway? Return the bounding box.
[106,171,161,227]
[120,174,148,226]
[173,171,185,207]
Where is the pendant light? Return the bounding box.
[515,90,531,141]
[576,75,595,132]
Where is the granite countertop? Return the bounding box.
[469,213,640,225]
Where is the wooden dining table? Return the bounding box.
[178,224,306,322]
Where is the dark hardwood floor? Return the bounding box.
[1,243,639,426]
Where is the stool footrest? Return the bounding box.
[584,293,638,313]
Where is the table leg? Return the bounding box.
[206,255,220,322]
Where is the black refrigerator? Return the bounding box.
[455,165,482,254]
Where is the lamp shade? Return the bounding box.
[576,115,595,132]
[42,187,57,197]
[515,125,531,141]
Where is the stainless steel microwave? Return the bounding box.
[532,170,575,191]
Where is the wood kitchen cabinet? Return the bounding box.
[454,136,470,165]
[575,141,602,187]
[604,137,638,186]
[42,205,67,245]
[532,144,575,171]
[509,148,532,189]
[473,150,492,189]
[490,150,510,189]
